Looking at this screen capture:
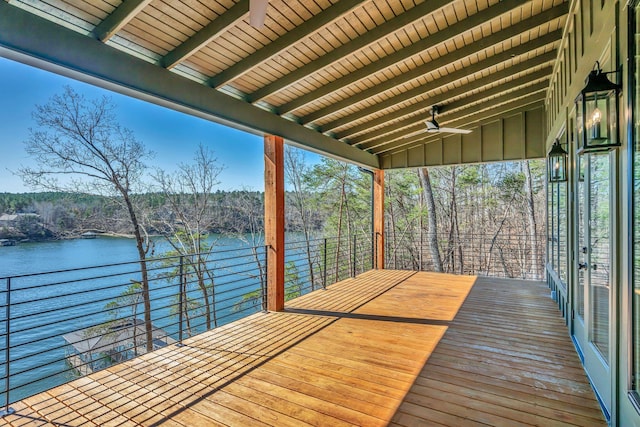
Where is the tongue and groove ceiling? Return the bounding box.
[0,0,566,169]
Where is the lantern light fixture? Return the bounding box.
[547,138,568,182]
[575,61,621,153]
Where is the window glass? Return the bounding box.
[631,3,640,397]
[558,181,568,285]
[547,148,568,290]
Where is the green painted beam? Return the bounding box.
[162,0,248,69]
[282,0,524,116]
[92,0,153,41]
[330,64,553,138]
[209,0,363,89]
[349,78,550,148]
[372,95,545,155]
[320,39,558,135]
[0,1,379,169]
[299,4,567,124]
[246,0,452,103]
[358,83,548,151]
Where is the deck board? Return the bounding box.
[2,271,605,426]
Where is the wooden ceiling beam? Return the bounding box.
[161,0,249,70]
[246,0,453,103]
[349,74,550,146]
[298,3,567,124]
[283,0,525,116]
[357,82,548,151]
[209,0,363,88]
[320,38,558,134]
[372,96,546,155]
[92,0,153,42]
[330,63,553,138]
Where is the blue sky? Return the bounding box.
[0,56,317,193]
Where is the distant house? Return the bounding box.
[0,213,40,227]
[0,214,18,227]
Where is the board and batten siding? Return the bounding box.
[380,104,546,169]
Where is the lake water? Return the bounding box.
[0,235,300,404]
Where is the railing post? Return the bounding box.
[263,245,268,311]
[323,239,327,290]
[177,256,184,347]
[352,235,357,277]
[373,233,377,270]
[1,278,14,417]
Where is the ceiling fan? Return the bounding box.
[425,106,471,134]
[250,0,269,28]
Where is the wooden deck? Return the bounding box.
[2,270,605,426]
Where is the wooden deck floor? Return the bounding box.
[2,270,605,426]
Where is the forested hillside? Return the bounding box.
[0,154,546,261]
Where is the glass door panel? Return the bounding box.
[577,156,586,320]
[573,151,613,414]
[589,153,610,360]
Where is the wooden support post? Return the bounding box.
[373,169,384,269]
[264,135,285,311]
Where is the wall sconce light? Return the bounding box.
[548,138,568,182]
[575,61,621,153]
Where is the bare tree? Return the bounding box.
[285,146,318,289]
[418,168,443,272]
[154,144,224,330]
[227,189,267,310]
[523,161,539,278]
[19,86,155,352]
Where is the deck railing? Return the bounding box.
[0,234,374,413]
[385,232,545,281]
[0,230,541,414]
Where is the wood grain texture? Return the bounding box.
[4,271,604,426]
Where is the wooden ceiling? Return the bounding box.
[0,0,567,169]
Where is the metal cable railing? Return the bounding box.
[385,232,546,281]
[0,230,542,414]
[0,244,267,410]
[0,233,373,412]
[283,233,373,297]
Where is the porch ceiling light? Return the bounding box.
[575,61,621,154]
[547,138,568,182]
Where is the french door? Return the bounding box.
[573,151,614,415]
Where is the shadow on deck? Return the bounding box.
[3,270,605,426]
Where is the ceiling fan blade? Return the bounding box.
[425,120,438,131]
[437,127,472,134]
[250,0,268,28]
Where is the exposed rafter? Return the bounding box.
[92,0,153,42]
[333,66,553,140]
[297,5,566,125]
[161,0,249,70]
[358,83,548,151]
[280,0,525,116]
[209,0,364,88]
[246,0,453,103]
[349,76,550,147]
[317,38,559,135]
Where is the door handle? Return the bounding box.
[578,262,588,270]
[592,264,598,271]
